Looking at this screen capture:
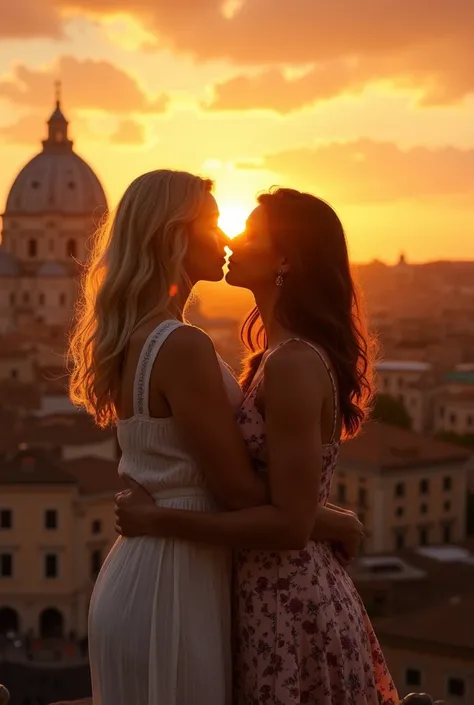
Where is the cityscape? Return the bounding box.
[1,3,473,704]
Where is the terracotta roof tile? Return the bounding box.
[0,448,77,485]
[340,421,471,471]
[376,593,474,650]
[63,456,124,495]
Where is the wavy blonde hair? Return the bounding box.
[69,169,213,428]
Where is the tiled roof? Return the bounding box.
[63,456,123,495]
[340,421,471,471]
[0,448,77,485]
[10,412,115,449]
[376,593,474,651]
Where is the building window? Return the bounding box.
[419,527,429,546]
[66,239,77,258]
[447,677,465,698]
[10,368,18,380]
[405,669,421,687]
[9,292,15,306]
[444,500,451,512]
[395,531,405,551]
[91,549,102,578]
[0,510,12,529]
[439,406,445,419]
[336,483,346,503]
[59,293,66,306]
[468,415,473,427]
[419,479,430,495]
[395,506,404,518]
[45,554,58,579]
[45,510,58,530]
[443,476,452,492]
[39,293,45,306]
[92,519,102,535]
[22,291,30,304]
[358,487,367,507]
[28,238,37,257]
[449,413,457,425]
[383,377,389,391]
[420,503,428,515]
[443,524,452,544]
[0,553,13,577]
[394,482,405,498]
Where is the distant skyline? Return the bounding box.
[1,2,473,262]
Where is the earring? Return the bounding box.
[275,270,284,287]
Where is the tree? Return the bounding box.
[372,394,412,429]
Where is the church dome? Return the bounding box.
[37,261,68,277]
[0,249,20,276]
[4,95,107,218]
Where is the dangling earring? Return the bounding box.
[275,269,284,287]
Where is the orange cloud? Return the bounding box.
[0,0,61,38]
[244,140,474,202]
[49,0,473,106]
[0,114,46,144]
[109,119,145,144]
[1,2,472,107]
[0,56,169,114]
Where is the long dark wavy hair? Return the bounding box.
[239,187,375,440]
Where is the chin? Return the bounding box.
[225,269,246,288]
[202,266,225,283]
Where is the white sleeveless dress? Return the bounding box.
[88,320,242,705]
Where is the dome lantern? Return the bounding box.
[42,81,73,154]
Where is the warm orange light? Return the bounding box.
[218,204,248,239]
[169,283,179,297]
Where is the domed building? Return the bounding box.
[0,92,108,332]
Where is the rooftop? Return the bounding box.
[0,448,76,486]
[375,361,432,373]
[376,592,474,652]
[64,456,123,495]
[339,421,471,471]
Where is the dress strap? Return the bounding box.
[133,319,185,416]
[264,338,339,443]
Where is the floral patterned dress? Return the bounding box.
[233,339,399,705]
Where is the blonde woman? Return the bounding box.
[69,170,363,705]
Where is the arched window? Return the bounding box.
[0,606,20,635]
[39,608,64,638]
[28,238,37,258]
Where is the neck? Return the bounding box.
[253,288,291,350]
[138,279,193,327]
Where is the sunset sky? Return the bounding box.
[1,1,473,261]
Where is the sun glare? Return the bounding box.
[218,204,249,239]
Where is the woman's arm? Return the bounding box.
[120,342,336,549]
[155,325,267,510]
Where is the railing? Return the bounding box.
[0,684,447,704]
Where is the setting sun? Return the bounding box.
[218,203,249,239]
